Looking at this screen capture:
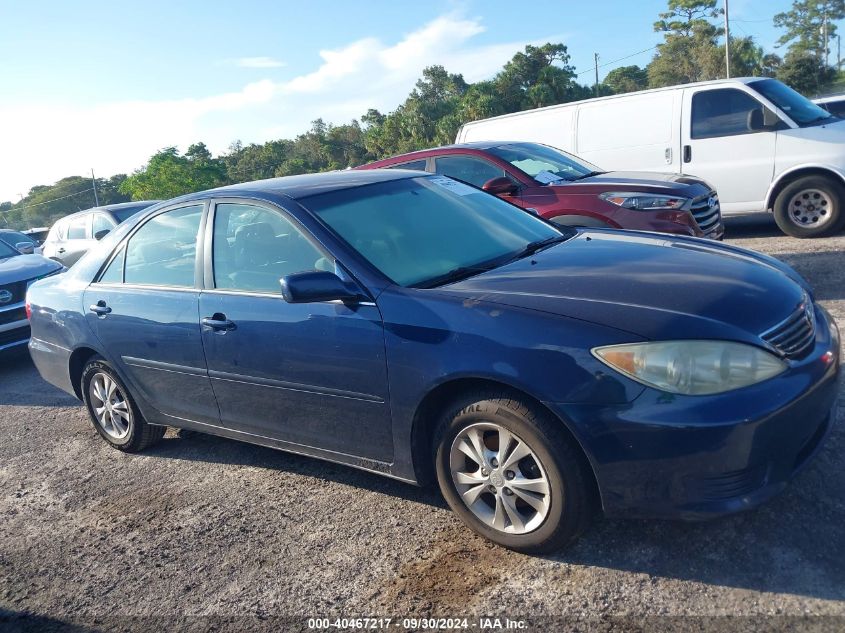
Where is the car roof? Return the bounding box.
[359,141,548,167]
[157,169,426,205]
[58,200,161,221]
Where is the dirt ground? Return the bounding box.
[1,215,843,632]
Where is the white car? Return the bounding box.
[458,78,845,238]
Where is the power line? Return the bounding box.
[13,187,96,210]
[575,44,660,77]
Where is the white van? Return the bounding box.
[457,78,845,238]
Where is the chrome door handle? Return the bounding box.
[201,314,236,332]
[89,301,111,316]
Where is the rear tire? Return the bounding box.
[773,175,845,238]
[81,356,165,452]
[433,391,594,553]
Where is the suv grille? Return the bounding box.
[690,192,722,235]
[761,300,816,359]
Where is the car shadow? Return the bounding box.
[146,430,449,510]
[147,394,845,602]
[774,250,845,302]
[0,354,79,407]
[723,214,784,238]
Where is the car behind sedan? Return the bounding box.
[358,142,725,239]
[0,241,63,355]
[27,171,838,552]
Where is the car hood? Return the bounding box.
[0,254,63,283]
[437,230,806,343]
[553,171,712,194]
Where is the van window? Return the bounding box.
[66,215,89,240]
[433,155,506,188]
[385,159,427,171]
[691,89,766,139]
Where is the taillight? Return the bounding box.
[25,301,31,320]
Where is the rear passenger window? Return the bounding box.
[433,156,506,188]
[67,216,88,240]
[212,203,327,294]
[691,89,766,139]
[124,205,202,287]
[386,159,427,171]
[99,247,125,284]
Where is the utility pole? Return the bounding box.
[822,10,829,66]
[594,53,600,96]
[724,0,731,79]
[91,169,99,207]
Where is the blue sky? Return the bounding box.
[0,0,833,201]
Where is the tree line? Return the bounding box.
[3,0,843,230]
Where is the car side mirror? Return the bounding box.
[748,107,781,131]
[280,271,363,304]
[15,242,34,255]
[94,229,110,241]
[482,177,519,196]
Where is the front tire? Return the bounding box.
[433,391,594,553]
[81,356,165,452]
[773,176,845,238]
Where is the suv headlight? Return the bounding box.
[592,340,787,395]
[600,192,688,210]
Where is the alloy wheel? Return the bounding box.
[449,422,552,534]
[89,372,132,440]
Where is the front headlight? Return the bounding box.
[599,192,688,210]
[592,340,787,395]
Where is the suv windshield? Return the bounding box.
[486,143,602,183]
[749,78,834,126]
[306,176,567,288]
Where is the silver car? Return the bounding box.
[42,201,159,266]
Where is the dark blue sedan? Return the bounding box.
[26,170,840,552]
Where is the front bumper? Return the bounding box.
[552,304,840,520]
[0,301,30,353]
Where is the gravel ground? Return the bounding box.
[1,216,844,632]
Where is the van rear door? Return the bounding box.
[680,85,776,214]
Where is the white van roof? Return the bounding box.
[459,77,766,128]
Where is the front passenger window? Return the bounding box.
[212,203,327,294]
[691,89,768,139]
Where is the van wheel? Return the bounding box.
[773,176,845,238]
[433,391,594,553]
[81,356,166,452]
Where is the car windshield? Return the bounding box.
[749,78,835,126]
[306,176,567,288]
[0,239,19,259]
[486,143,602,183]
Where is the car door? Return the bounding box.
[681,86,778,213]
[83,203,220,425]
[197,199,393,462]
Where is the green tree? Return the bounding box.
[776,50,838,94]
[119,146,228,200]
[774,0,845,59]
[603,65,649,94]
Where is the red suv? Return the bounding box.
[358,142,725,239]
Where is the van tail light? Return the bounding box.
[25,301,32,320]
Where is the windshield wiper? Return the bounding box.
[413,263,500,289]
[571,171,605,181]
[507,235,570,262]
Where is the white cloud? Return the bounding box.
[235,56,286,69]
[0,12,561,202]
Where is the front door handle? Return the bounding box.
[683,145,692,163]
[201,313,236,332]
[89,300,112,317]
[57,248,66,254]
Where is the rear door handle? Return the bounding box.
[683,145,692,163]
[89,300,111,317]
[202,313,236,332]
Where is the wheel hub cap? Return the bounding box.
[89,372,131,440]
[449,422,552,535]
[789,189,833,228]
